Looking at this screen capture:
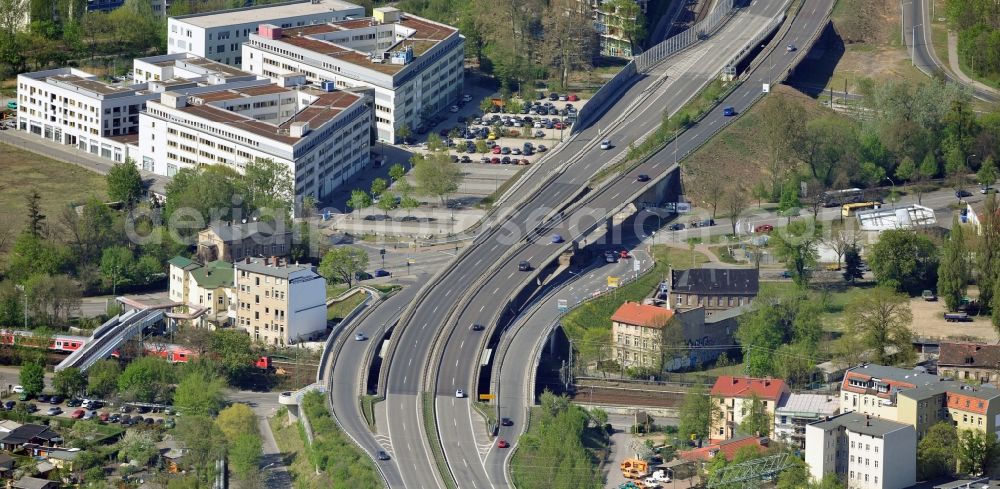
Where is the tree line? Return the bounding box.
[946,0,1000,81]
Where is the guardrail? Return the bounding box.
[634,0,736,72]
[317,287,377,383]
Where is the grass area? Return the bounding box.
[327,291,365,321]
[510,400,606,489]
[326,284,348,298]
[269,415,336,489]
[478,166,528,209]
[561,245,709,348]
[370,283,403,294]
[472,401,497,433]
[360,395,381,431]
[299,391,382,488]
[423,392,457,489]
[0,143,108,263]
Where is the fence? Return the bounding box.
[634,0,737,72]
[316,287,376,383]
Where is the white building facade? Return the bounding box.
[167,0,365,66]
[241,7,464,143]
[234,257,327,346]
[805,412,916,489]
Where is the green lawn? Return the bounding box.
[561,245,708,349]
[269,415,335,489]
[327,292,365,321]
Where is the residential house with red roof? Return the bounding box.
[678,435,769,463]
[710,376,789,441]
[610,302,674,369]
[938,342,1000,385]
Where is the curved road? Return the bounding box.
[904,0,998,102]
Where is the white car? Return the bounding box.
[12,385,23,394]
[449,105,459,113]
[355,332,367,341]
[600,140,611,150]
[461,94,472,103]
[455,389,465,398]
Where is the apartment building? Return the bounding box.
[774,393,839,449]
[196,221,293,263]
[709,376,790,441]
[241,7,465,143]
[167,256,234,329]
[234,256,326,346]
[139,76,370,202]
[15,67,161,164]
[579,0,649,57]
[839,364,941,420]
[805,412,916,489]
[938,342,1000,384]
[167,0,365,66]
[668,267,758,314]
[610,301,672,369]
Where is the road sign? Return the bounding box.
[676,202,692,213]
[633,259,641,272]
[607,276,620,288]
[479,393,495,400]
[557,299,568,312]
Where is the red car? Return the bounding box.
[99,412,110,422]
[492,146,502,154]
[71,409,85,419]
[496,438,509,448]
[754,224,774,234]
[567,94,579,101]
[490,157,501,164]
[619,250,630,259]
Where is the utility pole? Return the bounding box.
[912,24,923,66]
[15,285,26,328]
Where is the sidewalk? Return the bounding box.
[946,31,1000,98]
[0,129,169,195]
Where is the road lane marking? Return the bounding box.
[433,305,439,313]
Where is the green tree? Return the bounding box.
[216,403,258,442]
[868,229,939,294]
[388,163,406,182]
[6,232,72,283]
[52,367,86,398]
[370,177,388,197]
[174,370,224,416]
[87,359,120,397]
[242,158,294,216]
[117,356,174,402]
[412,152,462,205]
[843,245,865,283]
[106,159,143,207]
[895,156,916,182]
[229,433,263,479]
[395,123,411,143]
[209,330,259,383]
[475,139,489,154]
[918,421,957,480]
[938,216,970,311]
[845,287,914,365]
[163,166,246,232]
[737,393,771,437]
[319,246,369,288]
[771,220,819,287]
[978,194,1000,331]
[377,192,397,217]
[19,361,44,396]
[346,189,372,217]
[100,245,134,291]
[978,156,998,188]
[25,189,45,238]
[957,429,999,476]
[678,385,718,443]
[175,415,226,480]
[117,429,157,465]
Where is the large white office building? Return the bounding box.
[241,6,464,143]
[139,73,370,202]
[167,0,365,66]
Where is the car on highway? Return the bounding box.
[551,234,564,244]
[355,332,367,341]
[501,417,513,426]
[455,389,465,398]
[786,44,796,52]
[723,106,736,116]
[604,251,618,263]
[600,140,611,150]
[377,450,391,461]
[518,261,531,271]
[471,324,484,332]
[619,250,630,259]
[45,407,62,416]
[636,174,650,182]
[71,409,85,419]
[496,438,509,448]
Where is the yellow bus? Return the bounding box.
[842,201,881,217]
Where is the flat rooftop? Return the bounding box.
[47,74,138,96]
[164,86,361,145]
[273,14,458,75]
[171,0,363,29]
[810,412,911,438]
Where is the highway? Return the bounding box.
[429,0,838,487]
[325,279,423,489]
[387,2,802,488]
[904,0,998,102]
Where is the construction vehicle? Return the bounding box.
[620,458,649,479]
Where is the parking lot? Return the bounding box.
[3,391,176,428]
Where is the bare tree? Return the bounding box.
[541,0,596,89]
[759,96,806,198]
[823,227,862,269]
[722,186,749,236]
[699,176,726,220]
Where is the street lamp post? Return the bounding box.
[886,177,897,210]
[912,24,923,66]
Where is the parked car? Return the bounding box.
[501,156,511,164]
[83,410,97,420]
[36,394,49,403]
[48,396,63,405]
[135,405,150,414]
[779,271,793,279]
[2,401,15,411]
[11,385,23,394]
[945,312,972,322]
[164,418,175,429]
[374,269,391,278]
[109,414,121,423]
[460,155,472,163]
[99,412,110,422]
[619,250,630,259]
[956,189,973,198]
[669,223,685,231]
[119,414,131,425]
[754,224,774,233]
[548,93,559,101]
[120,405,133,413]
[922,290,938,301]
[567,94,579,101]
[23,403,37,413]
[66,398,82,407]
[144,417,155,425]
[537,144,548,152]
[45,407,62,416]
[71,409,86,419]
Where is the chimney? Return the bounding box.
[271,256,278,267]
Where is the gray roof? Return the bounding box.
[776,393,839,417]
[206,221,291,243]
[705,303,753,323]
[13,477,56,489]
[809,412,911,438]
[670,267,759,296]
[897,382,952,402]
[845,364,940,386]
[934,479,1000,489]
[235,257,318,279]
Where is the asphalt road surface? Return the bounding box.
[374,2,801,488]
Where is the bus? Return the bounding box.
[842,201,882,218]
[822,188,865,207]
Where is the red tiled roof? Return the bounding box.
[679,436,767,462]
[710,376,789,401]
[948,392,990,415]
[939,342,1000,368]
[610,302,673,328]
